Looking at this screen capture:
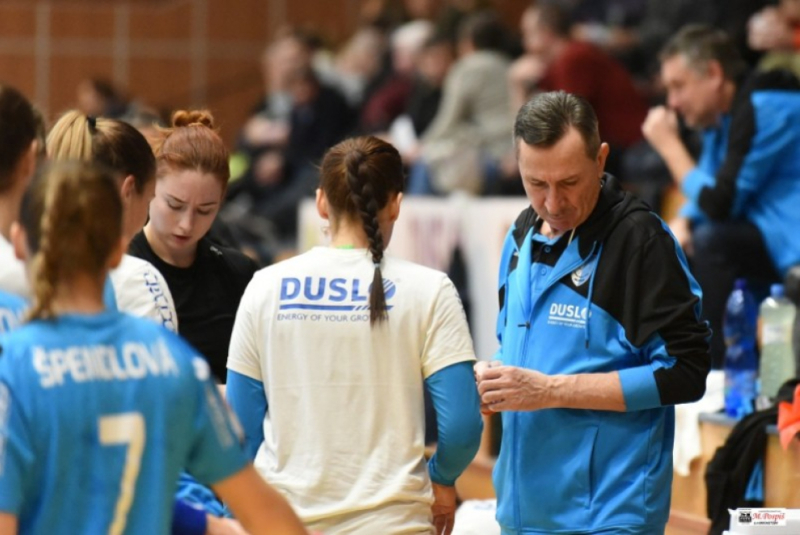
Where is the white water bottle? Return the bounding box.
[759,284,796,401]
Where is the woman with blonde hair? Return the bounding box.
[0,160,307,535]
[47,110,178,332]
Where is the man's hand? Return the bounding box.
[642,106,680,153]
[431,483,457,535]
[476,365,553,412]
[474,361,501,415]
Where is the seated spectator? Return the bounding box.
[749,0,800,78]
[75,77,130,118]
[227,66,354,257]
[406,33,454,137]
[642,25,800,367]
[360,19,436,133]
[509,2,648,182]
[409,11,512,195]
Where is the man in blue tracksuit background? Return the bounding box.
[642,25,800,367]
[476,91,711,534]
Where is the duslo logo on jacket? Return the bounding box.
[548,302,588,328]
[276,276,396,322]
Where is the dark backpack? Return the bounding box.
[704,379,799,535]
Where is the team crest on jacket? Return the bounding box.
[571,262,595,287]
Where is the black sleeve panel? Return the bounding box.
[697,90,755,220]
[698,70,800,220]
[621,230,711,405]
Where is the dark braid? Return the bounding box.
[320,136,405,328]
[345,149,387,325]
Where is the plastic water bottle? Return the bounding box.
[758,284,796,401]
[723,279,758,419]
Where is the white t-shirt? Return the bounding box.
[227,247,475,534]
[0,234,28,298]
[110,255,178,333]
[0,240,177,333]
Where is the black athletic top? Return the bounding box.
[129,231,258,382]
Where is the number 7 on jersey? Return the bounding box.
[99,412,146,535]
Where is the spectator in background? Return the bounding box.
[406,33,455,137]
[642,25,800,367]
[509,1,648,183]
[749,0,800,78]
[231,30,355,257]
[75,77,130,118]
[227,65,354,257]
[320,26,389,108]
[360,19,436,133]
[568,0,648,75]
[408,11,512,195]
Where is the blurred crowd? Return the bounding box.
[65,0,800,285]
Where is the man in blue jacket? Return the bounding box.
[642,25,800,367]
[476,91,711,534]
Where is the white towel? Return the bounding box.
[452,500,501,535]
[673,370,726,476]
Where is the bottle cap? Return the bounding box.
[770,283,785,299]
[734,278,748,290]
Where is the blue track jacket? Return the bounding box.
[493,176,711,534]
[681,69,800,276]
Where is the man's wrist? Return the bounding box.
[543,373,568,409]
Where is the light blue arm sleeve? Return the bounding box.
[226,370,267,461]
[425,361,483,486]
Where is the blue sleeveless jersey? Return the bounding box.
[0,291,26,334]
[0,311,247,534]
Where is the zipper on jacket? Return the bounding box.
[510,241,597,530]
[512,318,533,530]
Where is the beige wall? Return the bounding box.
[0,0,527,145]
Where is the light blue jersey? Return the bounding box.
[0,291,26,334]
[0,311,247,534]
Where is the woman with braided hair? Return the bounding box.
[0,161,308,535]
[226,135,483,534]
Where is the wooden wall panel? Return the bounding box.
[50,3,115,39]
[0,4,36,38]
[128,57,192,112]
[0,55,37,98]
[0,0,527,145]
[50,55,115,117]
[129,1,194,41]
[205,57,264,140]
[207,0,269,42]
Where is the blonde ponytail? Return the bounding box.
[21,161,123,320]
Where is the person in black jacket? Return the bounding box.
[129,109,257,383]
